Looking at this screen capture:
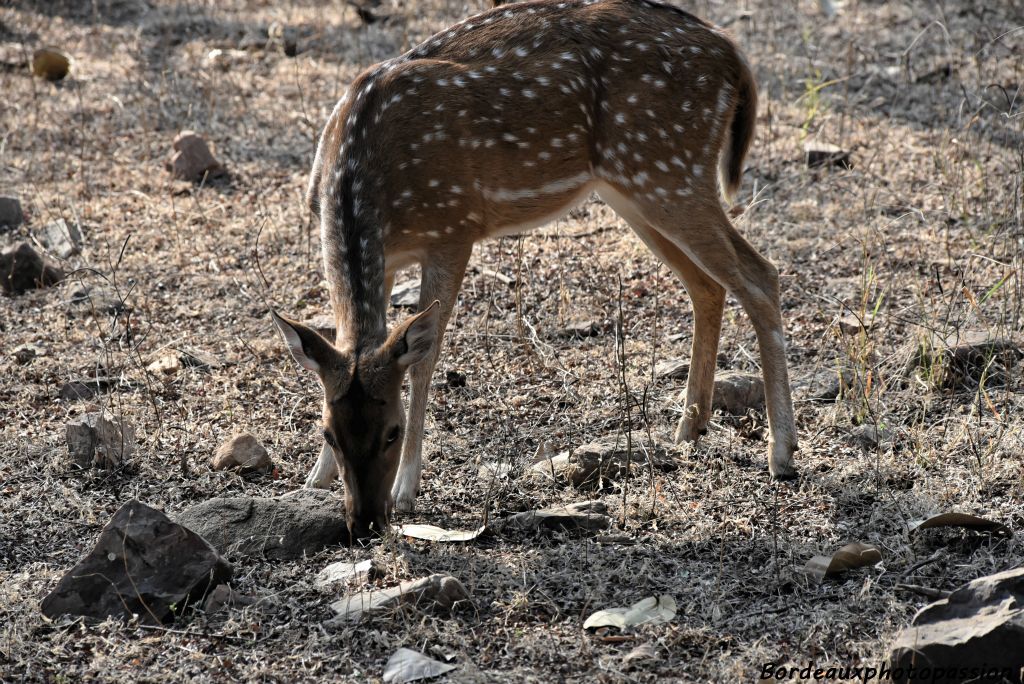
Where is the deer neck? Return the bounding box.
[320,165,388,353]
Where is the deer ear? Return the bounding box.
[390,301,440,369]
[271,311,337,374]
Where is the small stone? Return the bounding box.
[445,370,467,388]
[60,377,115,402]
[12,343,44,364]
[204,48,249,71]
[390,280,420,308]
[654,357,689,380]
[166,131,226,183]
[202,585,257,614]
[711,371,765,414]
[849,423,892,451]
[174,489,348,559]
[495,500,612,533]
[805,142,852,170]
[40,500,231,624]
[306,314,337,342]
[316,559,380,589]
[329,573,470,621]
[836,313,873,336]
[557,319,612,339]
[477,460,513,481]
[211,433,272,474]
[268,22,298,56]
[0,242,64,295]
[888,567,1024,682]
[67,286,127,316]
[147,354,182,376]
[34,218,83,259]
[66,410,135,469]
[238,27,268,51]
[793,368,853,403]
[0,196,24,229]
[530,435,670,487]
[31,47,70,81]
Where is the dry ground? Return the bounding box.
[1,0,1023,681]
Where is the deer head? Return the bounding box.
[271,302,440,539]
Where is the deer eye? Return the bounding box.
[323,430,339,449]
[385,427,401,445]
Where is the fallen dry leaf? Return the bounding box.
[804,542,882,582]
[910,512,1012,537]
[382,647,455,683]
[583,595,676,630]
[396,524,485,542]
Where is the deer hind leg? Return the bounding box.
[392,244,472,513]
[608,188,797,479]
[625,220,725,443]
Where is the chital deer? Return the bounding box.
[272,0,798,539]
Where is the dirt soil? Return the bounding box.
[2,0,1023,681]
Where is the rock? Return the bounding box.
[174,489,348,559]
[530,435,670,487]
[910,330,1022,389]
[66,410,135,468]
[166,131,226,183]
[0,196,24,229]
[477,460,513,481]
[67,286,127,316]
[390,280,420,308]
[329,573,470,621]
[888,567,1024,682]
[445,370,467,388]
[211,433,272,474]
[495,500,612,533]
[60,377,116,402]
[793,368,852,403]
[12,343,44,364]
[805,142,852,170]
[40,500,232,624]
[306,314,337,342]
[204,48,249,71]
[34,218,83,258]
[654,357,689,380]
[238,27,268,50]
[147,353,182,376]
[31,47,70,81]
[0,242,64,295]
[849,423,892,451]
[316,559,380,589]
[557,319,612,339]
[267,22,298,56]
[712,371,765,414]
[202,585,257,614]
[836,313,873,336]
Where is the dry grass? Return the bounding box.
[1,0,1023,681]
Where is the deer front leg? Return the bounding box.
[304,441,339,489]
[392,246,471,513]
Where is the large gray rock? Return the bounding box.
[0,242,64,295]
[41,500,231,624]
[889,567,1024,683]
[175,489,348,559]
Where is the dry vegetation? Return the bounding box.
[2,0,1023,681]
